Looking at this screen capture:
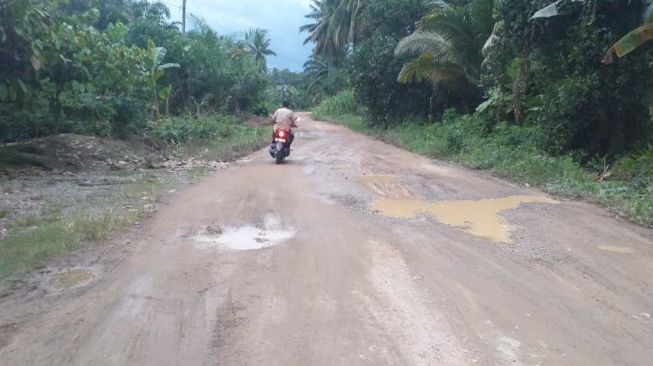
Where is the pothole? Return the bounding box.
[193,216,296,251]
[372,195,556,243]
[356,175,412,199]
[48,268,97,291]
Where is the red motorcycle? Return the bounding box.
[269,129,291,164]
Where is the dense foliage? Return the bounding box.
[351,34,432,125]
[312,89,361,117]
[301,0,433,122]
[0,0,274,142]
[484,0,653,155]
[302,0,653,157]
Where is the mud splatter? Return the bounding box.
[373,195,556,243]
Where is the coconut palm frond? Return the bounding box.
[395,31,454,61]
[398,53,466,84]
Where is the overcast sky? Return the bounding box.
[161,0,314,71]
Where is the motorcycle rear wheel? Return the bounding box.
[275,142,285,164]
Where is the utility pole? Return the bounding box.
[182,0,187,36]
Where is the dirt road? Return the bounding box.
[1,114,652,365]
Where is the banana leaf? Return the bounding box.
[603,24,653,64]
[530,0,584,20]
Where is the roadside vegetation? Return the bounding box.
[0,1,274,293]
[149,115,269,161]
[0,175,169,293]
[315,101,653,226]
[305,0,653,226]
[0,122,269,293]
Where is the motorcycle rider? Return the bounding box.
[271,100,298,148]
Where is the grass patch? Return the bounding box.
[159,116,270,161]
[149,114,269,161]
[0,178,169,294]
[318,112,653,227]
[0,116,269,294]
[312,89,362,117]
[187,166,213,182]
[192,125,269,162]
[0,210,10,219]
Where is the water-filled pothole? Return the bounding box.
[193,216,296,251]
[372,195,556,243]
[357,175,556,243]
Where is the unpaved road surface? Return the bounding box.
[1,114,652,365]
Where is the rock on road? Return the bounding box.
[1,114,652,365]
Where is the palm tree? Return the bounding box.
[300,0,340,65]
[303,55,329,102]
[128,0,171,20]
[395,0,494,110]
[300,0,364,66]
[245,28,277,71]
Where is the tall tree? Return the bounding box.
[300,0,363,66]
[395,0,494,111]
[245,28,276,71]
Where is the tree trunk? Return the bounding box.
[512,50,531,124]
[182,0,187,37]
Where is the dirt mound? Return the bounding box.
[0,134,165,173]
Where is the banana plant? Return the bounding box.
[603,24,653,64]
[603,1,653,64]
[146,40,179,119]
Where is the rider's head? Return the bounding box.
[282,100,290,108]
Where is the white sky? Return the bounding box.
[161,0,314,71]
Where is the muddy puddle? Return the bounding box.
[356,175,411,199]
[49,269,96,291]
[372,195,555,243]
[357,175,555,243]
[194,216,296,251]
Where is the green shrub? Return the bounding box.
[313,89,362,117]
[613,146,653,186]
[149,115,240,144]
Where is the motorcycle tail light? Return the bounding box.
[279,131,285,137]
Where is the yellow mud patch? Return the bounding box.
[373,195,556,243]
[50,269,95,291]
[356,175,411,199]
[597,245,634,254]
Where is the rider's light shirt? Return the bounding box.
[272,107,295,131]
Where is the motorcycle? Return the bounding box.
[269,129,291,164]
